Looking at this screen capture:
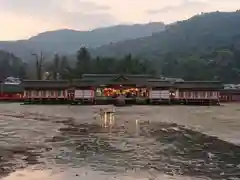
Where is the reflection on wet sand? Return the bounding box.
[49,119,240,179]
[3,168,206,180]
[99,108,115,128]
[0,104,240,180]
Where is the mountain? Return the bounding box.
[93,11,240,60]
[0,22,165,60]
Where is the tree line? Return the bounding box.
[160,46,240,83]
[31,47,156,80]
[1,46,240,83]
[0,50,26,81]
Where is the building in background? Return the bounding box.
[0,83,23,101]
[3,77,21,85]
[220,84,240,102]
[22,74,222,106]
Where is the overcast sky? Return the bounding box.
[0,0,239,40]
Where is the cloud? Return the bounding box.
[146,0,240,23]
[0,11,61,40]
[147,1,210,14]
[59,0,110,12]
[207,0,240,10]
[0,0,239,40]
[0,0,117,29]
[146,0,213,23]
[1,0,110,13]
[56,11,117,30]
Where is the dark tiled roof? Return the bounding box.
[82,74,154,78]
[71,79,97,87]
[72,79,142,87]
[161,77,184,82]
[22,75,223,90]
[174,81,223,89]
[23,80,70,89]
[80,74,155,86]
[146,79,173,87]
[147,82,173,87]
[82,74,153,80]
[220,89,240,94]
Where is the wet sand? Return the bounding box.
[0,103,240,180]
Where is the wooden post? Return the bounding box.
[0,83,2,97]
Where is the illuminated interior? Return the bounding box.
[96,87,148,97]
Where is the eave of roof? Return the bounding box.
[174,81,223,89]
[22,80,70,88]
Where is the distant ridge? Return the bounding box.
[0,22,165,60]
[93,11,240,59]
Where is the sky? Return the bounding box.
[0,0,239,40]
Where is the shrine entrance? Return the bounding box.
[101,86,148,98]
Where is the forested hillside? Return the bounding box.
[0,50,26,81]
[32,47,156,80]
[1,11,240,83]
[94,11,240,59]
[93,11,240,83]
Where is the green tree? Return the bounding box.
[52,54,60,80]
[31,52,45,80]
[0,51,26,80]
[59,56,73,79]
[76,47,91,76]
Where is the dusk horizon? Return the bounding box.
[0,0,239,40]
